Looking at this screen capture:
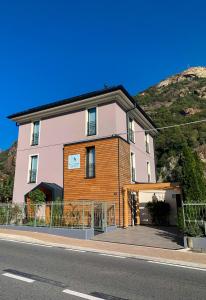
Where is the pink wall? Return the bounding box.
[13,102,156,203]
[115,104,156,183]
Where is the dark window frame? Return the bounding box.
[29,155,38,183]
[31,121,40,146]
[87,107,97,136]
[86,146,95,178]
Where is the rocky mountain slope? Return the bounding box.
[135,66,206,180]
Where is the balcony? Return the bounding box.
[31,133,39,146]
[131,167,136,182]
[29,170,37,183]
[86,163,95,178]
[87,121,96,136]
[128,128,135,143]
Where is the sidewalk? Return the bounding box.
[0,228,205,269]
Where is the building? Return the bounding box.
[8,85,158,227]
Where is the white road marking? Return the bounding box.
[63,289,105,299]
[2,272,35,283]
[147,260,206,271]
[66,248,86,253]
[99,253,126,259]
[0,238,53,248]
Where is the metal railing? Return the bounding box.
[0,201,116,231]
[128,128,135,143]
[181,203,206,236]
[29,170,37,183]
[31,133,39,146]
[87,121,96,136]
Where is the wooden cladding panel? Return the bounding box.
[63,137,131,226]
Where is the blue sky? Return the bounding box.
[1,0,206,149]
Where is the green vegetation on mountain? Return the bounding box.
[135,67,206,182]
[0,142,16,202]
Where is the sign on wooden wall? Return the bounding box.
[68,154,80,169]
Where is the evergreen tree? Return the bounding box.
[180,145,206,203]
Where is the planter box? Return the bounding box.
[184,236,206,252]
[0,225,94,240]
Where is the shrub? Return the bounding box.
[29,189,46,206]
[146,201,171,225]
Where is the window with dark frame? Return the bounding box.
[128,118,135,143]
[87,107,96,136]
[31,121,40,146]
[145,133,150,153]
[29,155,38,183]
[131,152,136,182]
[147,161,151,183]
[86,147,95,178]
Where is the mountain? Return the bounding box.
[135,66,206,181]
[0,142,16,182]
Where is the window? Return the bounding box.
[87,108,96,136]
[131,152,136,182]
[147,161,151,183]
[86,147,95,178]
[29,155,38,183]
[128,118,135,143]
[145,133,150,153]
[31,121,40,146]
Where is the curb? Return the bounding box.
[0,233,206,270]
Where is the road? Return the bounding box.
[0,239,205,300]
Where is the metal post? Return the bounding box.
[50,202,53,228]
[34,205,37,227]
[91,202,94,229]
[104,202,107,228]
[6,203,9,225]
[82,201,85,230]
[181,197,186,229]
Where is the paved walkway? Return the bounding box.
[93,226,184,250]
[0,228,205,268]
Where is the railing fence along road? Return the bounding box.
[0,201,116,231]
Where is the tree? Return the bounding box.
[0,176,13,203]
[180,145,206,203]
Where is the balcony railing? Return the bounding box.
[131,167,136,182]
[86,163,95,178]
[31,133,39,146]
[87,121,96,136]
[128,128,135,143]
[29,170,37,183]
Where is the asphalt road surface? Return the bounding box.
[0,239,205,300]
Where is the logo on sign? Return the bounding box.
[68,154,80,169]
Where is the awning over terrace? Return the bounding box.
[122,182,181,228]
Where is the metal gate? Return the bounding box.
[93,202,115,231]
